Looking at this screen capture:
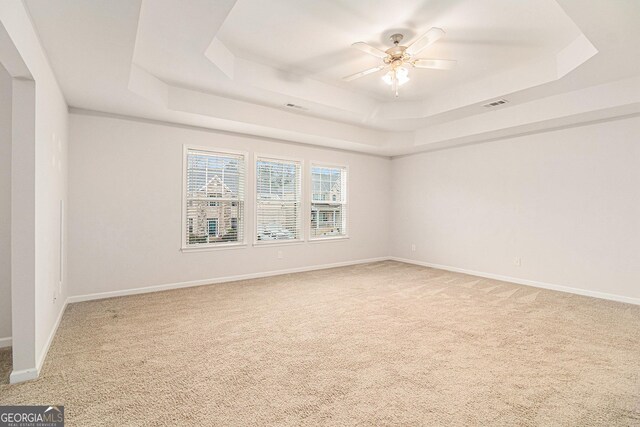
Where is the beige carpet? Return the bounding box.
[1,261,639,426]
[0,347,10,385]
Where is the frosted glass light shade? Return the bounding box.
[381,67,409,86]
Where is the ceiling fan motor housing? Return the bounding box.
[385,33,409,63]
[390,33,404,45]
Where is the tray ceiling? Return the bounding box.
[23,0,640,155]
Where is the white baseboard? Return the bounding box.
[10,298,68,384]
[67,257,389,304]
[35,299,68,373]
[9,367,38,383]
[67,254,640,307]
[0,337,11,348]
[390,257,640,306]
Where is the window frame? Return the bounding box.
[253,153,305,246]
[181,145,248,252]
[309,162,349,242]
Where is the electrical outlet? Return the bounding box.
[277,250,283,259]
[411,244,416,252]
[514,257,521,267]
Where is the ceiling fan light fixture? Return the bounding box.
[381,70,394,85]
[396,67,409,85]
[346,27,455,98]
[382,67,409,87]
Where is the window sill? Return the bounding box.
[309,236,349,243]
[181,243,247,252]
[253,240,305,248]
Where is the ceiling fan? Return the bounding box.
[343,28,456,97]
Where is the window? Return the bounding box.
[311,165,347,239]
[255,156,302,242]
[184,148,245,248]
[208,193,221,207]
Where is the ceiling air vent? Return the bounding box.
[284,103,307,111]
[483,98,509,108]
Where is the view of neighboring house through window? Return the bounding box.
[255,156,302,242]
[208,194,221,207]
[311,164,347,239]
[207,218,218,237]
[184,148,245,247]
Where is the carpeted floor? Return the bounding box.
[0,347,10,385]
[1,261,639,426]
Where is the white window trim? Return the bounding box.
[181,243,248,253]
[308,235,349,243]
[253,153,305,246]
[181,144,248,252]
[309,162,349,241]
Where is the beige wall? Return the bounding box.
[68,113,391,297]
[69,112,640,303]
[390,116,640,301]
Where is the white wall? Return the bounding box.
[0,63,11,343]
[34,76,68,369]
[391,116,640,301]
[1,2,68,380]
[68,113,390,298]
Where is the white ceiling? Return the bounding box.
[23,0,640,156]
[217,0,580,101]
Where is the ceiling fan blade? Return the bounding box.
[342,65,386,81]
[406,28,445,56]
[351,42,388,58]
[411,59,457,70]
